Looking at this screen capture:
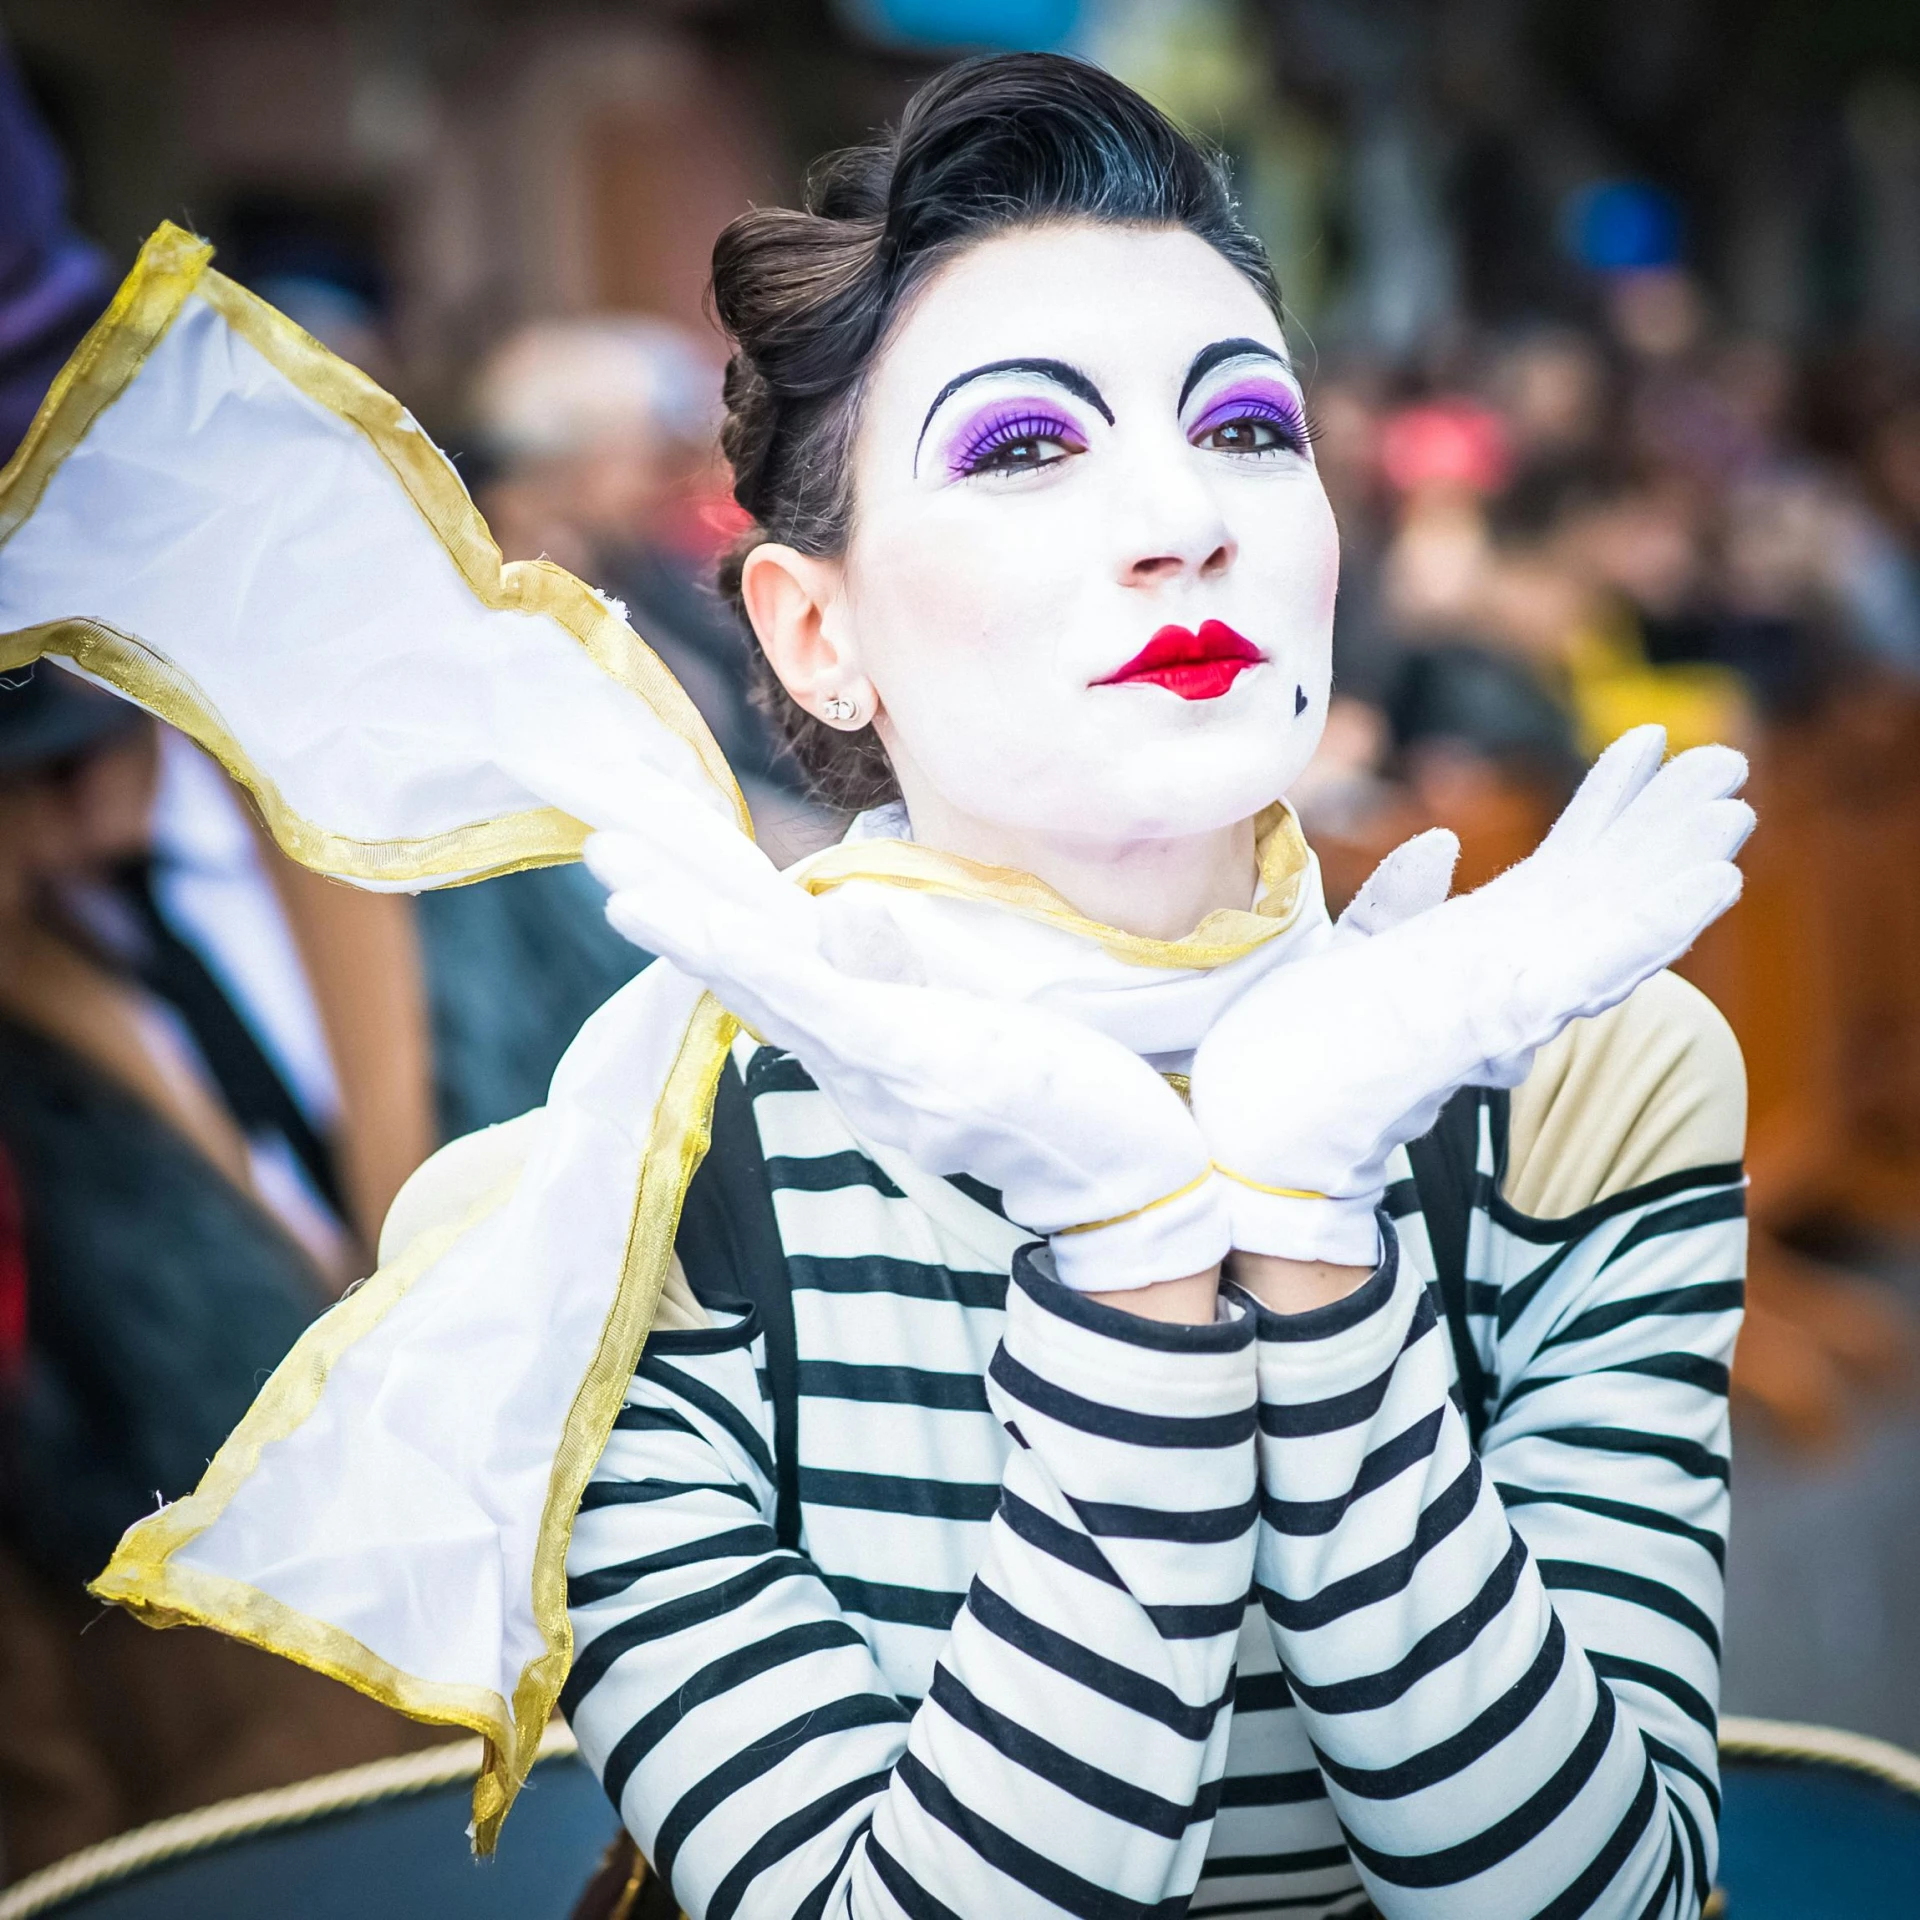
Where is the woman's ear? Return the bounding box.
[738,544,876,730]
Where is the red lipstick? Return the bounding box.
[1094,620,1266,701]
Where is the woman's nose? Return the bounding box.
[1113,448,1236,587]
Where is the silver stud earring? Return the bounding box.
[821,694,858,724]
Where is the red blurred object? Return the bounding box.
[0,1142,25,1392]
[1379,400,1512,496]
[658,487,753,563]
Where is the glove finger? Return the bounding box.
[584,817,780,904]
[586,827,818,951]
[1598,796,1758,898]
[1540,725,1668,857]
[1634,860,1746,965]
[1663,796,1756,869]
[1613,743,1750,841]
[1337,829,1460,938]
[1587,750,1752,891]
[613,883,921,1090]
[501,742,711,840]
[1543,861,1745,1027]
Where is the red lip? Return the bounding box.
[1094,620,1266,701]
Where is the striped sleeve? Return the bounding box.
[564,1246,1261,1918]
[1241,1160,1742,1918]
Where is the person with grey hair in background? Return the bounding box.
[469,318,832,864]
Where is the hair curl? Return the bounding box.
[710,52,1281,811]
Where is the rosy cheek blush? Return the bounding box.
[1189,378,1310,450]
[944,399,1086,479]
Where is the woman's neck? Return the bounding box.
[887,775,1259,941]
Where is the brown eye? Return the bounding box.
[955,411,1088,479]
[982,436,1054,471]
[1200,417,1286,454]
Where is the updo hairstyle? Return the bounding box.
[710,52,1282,810]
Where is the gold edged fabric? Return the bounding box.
[0,618,587,887]
[0,222,750,888]
[89,1186,525,1745]
[792,803,1313,968]
[91,991,741,1850]
[489,991,737,1849]
[1052,1166,1215,1236]
[0,225,212,545]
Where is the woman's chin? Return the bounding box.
[894,686,1323,844]
[940,758,1303,844]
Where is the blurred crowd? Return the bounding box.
[4,20,1920,1889]
[1291,269,1920,862]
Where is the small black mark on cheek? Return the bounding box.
[1294,684,1309,716]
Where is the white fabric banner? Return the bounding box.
[0,223,745,891]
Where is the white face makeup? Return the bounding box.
[828,221,1339,844]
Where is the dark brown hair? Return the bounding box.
[710,52,1281,810]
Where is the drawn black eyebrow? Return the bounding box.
[1178,337,1290,411]
[914,357,1114,470]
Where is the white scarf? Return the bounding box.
[0,225,1326,1844]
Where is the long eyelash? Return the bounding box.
[951,409,1078,475]
[1195,393,1320,454]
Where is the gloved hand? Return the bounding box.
[582,810,1228,1292]
[1190,726,1753,1266]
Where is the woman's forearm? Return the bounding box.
[1238,1220,1727,1918]
[568,1249,1263,1917]
[1083,1263,1222,1323]
[1230,1249,1373,1316]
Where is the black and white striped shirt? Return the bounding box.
[564,973,1744,1918]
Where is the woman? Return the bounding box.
[6,49,1744,1920]
[552,56,1748,1920]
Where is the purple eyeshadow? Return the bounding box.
[946,399,1086,478]
[1188,378,1309,450]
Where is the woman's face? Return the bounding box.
[833,221,1339,840]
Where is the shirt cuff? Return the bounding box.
[1225,1216,1421,1402]
[999,1243,1256,1440]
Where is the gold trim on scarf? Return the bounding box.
[0,620,586,886]
[0,225,212,546]
[490,991,737,1850]
[89,1181,523,1740]
[790,803,1313,968]
[90,992,741,1851]
[0,223,751,886]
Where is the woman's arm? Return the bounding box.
[565,1248,1258,1919]
[1239,978,1743,1919]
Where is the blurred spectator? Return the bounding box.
[469,317,836,861]
[0,668,437,1881]
[1489,327,1610,483]
[416,862,651,1140]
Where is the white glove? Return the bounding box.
[1190,726,1753,1265]
[582,811,1228,1292]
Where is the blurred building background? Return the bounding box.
[10,1,1920,400]
[2,0,1919,1872]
